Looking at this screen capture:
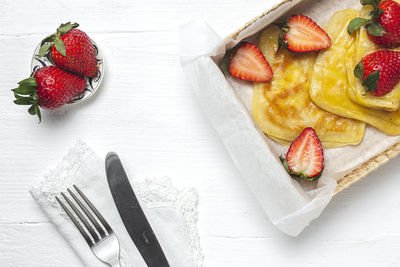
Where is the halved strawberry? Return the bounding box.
[278,15,331,53]
[280,127,324,180]
[228,42,273,82]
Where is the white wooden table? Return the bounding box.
[2,0,400,266]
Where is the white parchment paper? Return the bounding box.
[179,0,400,236]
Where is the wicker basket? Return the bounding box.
[224,0,400,195]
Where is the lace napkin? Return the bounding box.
[30,141,203,267]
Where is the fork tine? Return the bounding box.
[56,196,94,246]
[61,192,100,243]
[73,185,112,233]
[67,188,107,238]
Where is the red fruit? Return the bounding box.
[354,50,400,96]
[228,42,273,82]
[368,0,400,47]
[39,22,98,77]
[280,127,324,180]
[347,0,400,48]
[35,66,86,108]
[12,66,86,121]
[278,15,331,53]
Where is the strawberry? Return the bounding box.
[354,50,400,96]
[347,0,400,48]
[227,42,273,82]
[277,15,331,53]
[12,66,86,121]
[39,22,98,77]
[280,127,324,180]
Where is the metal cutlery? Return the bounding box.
[56,185,121,267]
[106,152,170,267]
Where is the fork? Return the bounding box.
[56,185,121,267]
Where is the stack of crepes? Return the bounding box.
[252,6,400,148]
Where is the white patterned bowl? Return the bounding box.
[31,35,104,104]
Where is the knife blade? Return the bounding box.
[105,152,170,267]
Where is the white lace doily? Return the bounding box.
[30,140,203,267]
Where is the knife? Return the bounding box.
[105,152,170,267]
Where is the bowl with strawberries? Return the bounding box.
[13,22,104,122]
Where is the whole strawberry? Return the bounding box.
[354,50,400,96]
[39,22,98,77]
[348,0,400,48]
[12,66,86,121]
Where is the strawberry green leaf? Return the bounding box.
[35,104,41,122]
[54,37,67,56]
[279,156,296,175]
[57,22,79,36]
[14,97,34,105]
[40,35,56,46]
[354,61,364,80]
[12,86,36,95]
[276,32,285,54]
[39,43,53,57]
[360,0,380,7]
[362,70,380,92]
[28,105,36,115]
[18,77,37,87]
[366,21,386,36]
[220,54,232,77]
[220,44,242,77]
[347,18,367,34]
[370,7,384,18]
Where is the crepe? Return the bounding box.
[310,8,400,135]
[252,25,366,148]
[346,4,400,111]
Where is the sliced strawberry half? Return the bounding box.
[280,127,324,180]
[278,15,331,53]
[228,42,273,82]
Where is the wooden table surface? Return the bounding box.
[2,0,400,266]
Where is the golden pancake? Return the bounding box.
[310,8,400,135]
[252,25,365,148]
[346,4,400,111]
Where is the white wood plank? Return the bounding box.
[2,0,400,266]
[0,223,83,266]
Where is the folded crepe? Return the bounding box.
[310,8,400,135]
[346,4,400,112]
[252,24,366,148]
